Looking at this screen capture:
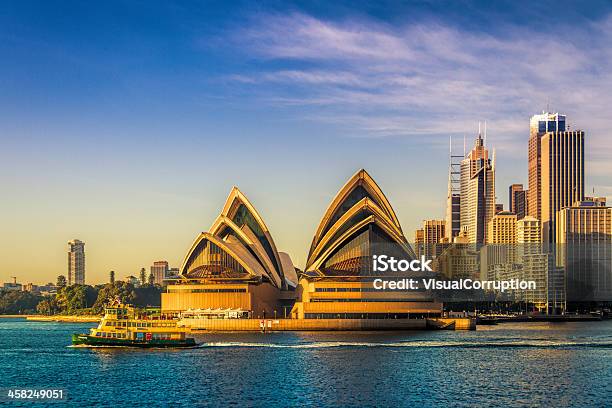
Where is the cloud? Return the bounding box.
[219,10,612,189]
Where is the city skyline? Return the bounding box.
[2,1,612,283]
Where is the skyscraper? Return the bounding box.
[421,220,445,260]
[460,130,495,243]
[509,184,526,220]
[528,112,566,221]
[67,239,85,285]
[445,137,463,240]
[541,129,585,243]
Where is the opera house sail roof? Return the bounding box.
[306,169,416,277]
[180,187,296,289]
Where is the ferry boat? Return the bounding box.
[71,301,196,348]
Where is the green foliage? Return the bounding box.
[56,275,67,288]
[93,281,137,313]
[55,285,98,313]
[134,285,163,308]
[36,295,60,315]
[0,290,42,314]
[0,282,163,316]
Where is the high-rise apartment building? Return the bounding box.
[460,132,495,243]
[541,130,585,243]
[151,260,169,285]
[528,112,566,221]
[68,239,85,285]
[509,184,527,220]
[487,212,517,244]
[517,216,541,244]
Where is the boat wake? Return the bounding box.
[199,339,612,349]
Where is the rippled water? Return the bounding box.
[1,319,611,407]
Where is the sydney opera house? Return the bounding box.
[162,169,442,320]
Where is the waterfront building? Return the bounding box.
[528,112,566,221]
[556,201,612,302]
[509,184,527,220]
[162,187,298,317]
[292,169,441,319]
[68,239,85,285]
[460,132,495,243]
[150,261,169,285]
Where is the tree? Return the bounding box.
[0,290,42,314]
[109,270,115,284]
[92,282,137,313]
[55,285,98,313]
[36,295,60,315]
[139,268,147,286]
[148,271,155,286]
[56,275,67,288]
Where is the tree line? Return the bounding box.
[0,281,163,315]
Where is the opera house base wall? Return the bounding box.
[161,282,284,318]
[178,318,473,331]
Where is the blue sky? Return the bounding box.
[2,1,612,283]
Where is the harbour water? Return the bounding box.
[1,319,611,407]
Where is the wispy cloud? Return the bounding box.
[223,11,612,156]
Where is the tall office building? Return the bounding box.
[150,260,169,285]
[556,201,612,302]
[541,129,585,243]
[414,228,424,257]
[509,184,527,220]
[528,112,566,221]
[460,131,495,243]
[423,220,446,245]
[445,137,463,240]
[68,239,85,285]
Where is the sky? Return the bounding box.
[1,0,612,284]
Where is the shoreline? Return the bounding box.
[27,315,101,322]
[0,315,102,322]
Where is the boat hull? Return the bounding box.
[71,334,196,348]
